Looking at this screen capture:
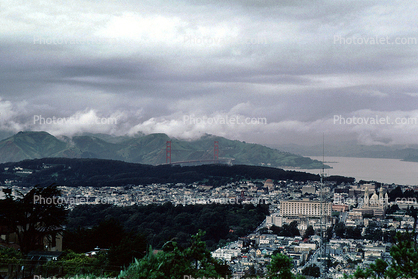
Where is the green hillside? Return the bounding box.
[0,131,328,169]
[0,131,67,162]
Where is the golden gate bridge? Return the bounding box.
[159,141,234,166]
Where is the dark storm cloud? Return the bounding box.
[0,0,417,145]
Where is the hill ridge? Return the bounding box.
[0,157,354,187]
[0,131,327,169]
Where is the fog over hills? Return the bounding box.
[0,131,327,169]
[2,1,418,148]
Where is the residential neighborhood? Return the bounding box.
[1,178,416,278]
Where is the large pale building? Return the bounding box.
[266,199,333,233]
[281,199,332,217]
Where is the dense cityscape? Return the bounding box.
[2,0,418,278]
[2,176,417,278]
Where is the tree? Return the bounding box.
[388,186,403,202]
[271,222,300,237]
[383,229,396,243]
[107,232,147,268]
[245,265,264,277]
[119,231,230,279]
[365,222,383,241]
[42,250,108,277]
[351,266,373,279]
[303,225,315,239]
[0,246,24,265]
[0,184,67,254]
[267,253,294,279]
[406,206,417,241]
[386,204,400,215]
[288,221,300,237]
[334,222,346,238]
[302,264,320,278]
[326,226,333,241]
[385,231,418,278]
[270,225,282,235]
[345,226,362,239]
[369,258,388,278]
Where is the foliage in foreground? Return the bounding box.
[118,231,230,279]
[266,253,305,279]
[0,247,24,266]
[42,250,110,277]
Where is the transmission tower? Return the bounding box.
[320,134,328,278]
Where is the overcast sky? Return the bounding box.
[1,0,418,146]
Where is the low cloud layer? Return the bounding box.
[1,0,418,146]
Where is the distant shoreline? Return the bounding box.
[292,156,418,186]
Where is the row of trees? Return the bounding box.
[0,158,325,187]
[0,157,360,187]
[334,221,399,242]
[269,221,301,237]
[66,202,269,251]
[388,185,418,202]
[0,183,270,255]
[261,223,315,240]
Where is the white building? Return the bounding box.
[281,199,332,217]
[266,213,283,227]
[211,248,241,261]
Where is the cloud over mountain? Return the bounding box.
[1,0,418,146]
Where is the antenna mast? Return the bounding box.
[320,133,327,278]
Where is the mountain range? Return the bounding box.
[0,131,327,169]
